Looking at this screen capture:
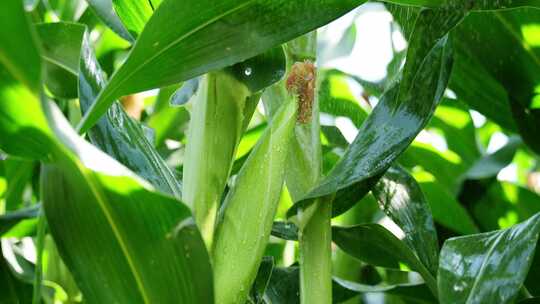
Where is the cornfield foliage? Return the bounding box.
[1,0,540,303]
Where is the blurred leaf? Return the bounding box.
[0,205,39,236]
[466,136,521,180]
[271,221,299,241]
[429,98,480,165]
[249,256,274,304]
[288,9,462,218]
[319,69,368,127]
[438,212,540,303]
[0,247,32,304]
[0,0,54,160]
[0,0,42,92]
[449,51,518,132]
[333,223,437,295]
[399,142,468,194]
[37,22,84,99]
[147,85,190,147]
[373,166,439,275]
[319,22,357,64]
[3,158,35,210]
[170,78,200,106]
[472,182,540,231]
[452,8,540,154]
[84,0,134,42]
[78,0,368,132]
[414,170,479,235]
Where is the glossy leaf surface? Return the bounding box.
[438,213,540,303]
[373,166,439,275]
[77,0,368,132]
[78,25,183,198]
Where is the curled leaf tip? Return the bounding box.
[286,60,316,124]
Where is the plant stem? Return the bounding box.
[299,197,333,304]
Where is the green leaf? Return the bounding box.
[438,212,540,303]
[288,8,462,218]
[414,170,479,235]
[271,221,299,241]
[169,78,200,106]
[147,85,190,147]
[449,50,518,132]
[471,182,540,232]
[41,102,213,304]
[78,25,183,198]
[36,22,84,99]
[319,69,369,128]
[212,99,297,304]
[0,0,54,160]
[372,166,439,275]
[249,256,274,304]
[84,0,134,42]
[77,0,368,133]
[1,3,213,301]
[112,0,154,37]
[399,142,468,194]
[0,246,32,304]
[332,223,438,295]
[466,136,521,180]
[429,98,480,165]
[452,8,540,154]
[0,205,39,236]
[3,158,35,210]
[0,0,42,92]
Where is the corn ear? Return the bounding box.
[182,72,250,248]
[212,98,297,304]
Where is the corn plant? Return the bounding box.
[1,0,540,303]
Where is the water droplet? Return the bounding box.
[244,67,252,76]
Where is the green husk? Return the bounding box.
[212,98,297,304]
[182,72,250,248]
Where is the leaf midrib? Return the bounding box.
[494,12,540,68]
[83,168,151,304]
[463,232,504,303]
[107,0,256,98]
